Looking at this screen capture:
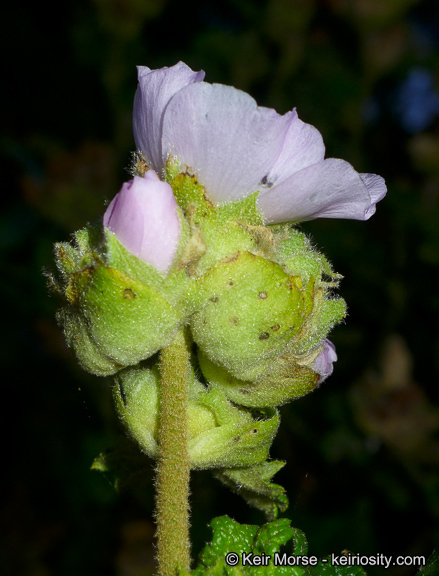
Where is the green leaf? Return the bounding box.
[199,516,258,568]
[305,559,367,576]
[186,516,369,576]
[416,550,439,576]
[252,518,297,556]
[291,528,308,556]
[187,516,301,576]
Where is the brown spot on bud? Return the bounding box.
[202,191,215,207]
[223,252,240,264]
[229,317,239,326]
[271,324,280,332]
[249,428,259,434]
[209,296,219,303]
[259,332,270,340]
[184,168,196,179]
[123,288,136,300]
[258,291,268,299]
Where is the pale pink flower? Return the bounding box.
[133,62,386,224]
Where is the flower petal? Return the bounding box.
[133,62,205,173]
[161,82,293,203]
[103,172,181,274]
[257,158,387,224]
[313,339,337,384]
[359,173,387,218]
[258,109,325,191]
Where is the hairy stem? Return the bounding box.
[156,329,191,575]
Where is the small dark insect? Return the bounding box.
[260,174,273,188]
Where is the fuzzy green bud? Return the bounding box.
[53,225,192,376]
[113,363,279,470]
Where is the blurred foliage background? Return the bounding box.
[2,0,439,574]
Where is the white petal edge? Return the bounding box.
[257,158,387,224]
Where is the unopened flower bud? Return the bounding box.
[313,339,337,383]
[53,180,189,376]
[188,222,345,390]
[113,364,279,469]
[103,171,181,274]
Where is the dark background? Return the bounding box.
[2,0,439,574]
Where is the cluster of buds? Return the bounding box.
[52,63,385,515]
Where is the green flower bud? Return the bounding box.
[190,251,313,381]
[198,349,318,408]
[190,247,344,385]
[113,363,279,470]
[58,307,123,375]
[53,225,192,376]
[189,387,279,469]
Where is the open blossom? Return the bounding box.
[103,171,181,273]
[133,62,386,224]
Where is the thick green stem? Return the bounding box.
[156,329,191,575]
